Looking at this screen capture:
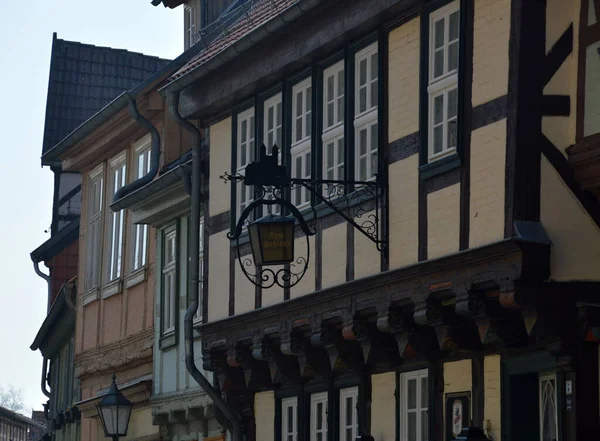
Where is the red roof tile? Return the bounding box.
[168,0,299,83]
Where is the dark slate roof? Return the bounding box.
[41,33,170,164]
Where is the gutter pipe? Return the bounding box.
[32,257,52,311]
[112,94,161,205]
[41,357,51,398]
[167,90,243,441]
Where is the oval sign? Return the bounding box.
[452,399,463,437]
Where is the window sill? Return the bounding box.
[101,280,122,299]
[82,288,99,306]
[125,268,147,289]
[420,152,461,180]
[160,332,177,350]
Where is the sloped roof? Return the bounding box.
[41,33,170,164]
[167,0,299,83]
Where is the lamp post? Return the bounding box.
[97,374,132,441]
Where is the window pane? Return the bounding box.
[241,144,246,166]
[434,94,444,124]
[434,126,444,154]
[327,75,334,101]
[360,87,367,113]
[307,87,312,112]
[408,412,417,441]
[371,78,378,108]
[359,59,367,86]
[337,138,344,165]
[317,403,323,429]
[250,116,255,137]
[360,158,367,181]
[434,50,444,78]
[421,376,429,408]
[307,110,312,136]
[434,18,445,49]
[287,406,294,432]
[449,11,460,40]
[268,106,274,130]
[277,102,282,126]
[345,396,353,425]
[371,152,378,179]
[296,118,303,142]
[241,120,247,142]
[370,123,378,153]
[359,128,368,155]
[370,53,378,82]
[448,41,459,72]
[327,143,334,169]
[305,152,311,177]
[337,96,344,124]
[296,91,303,117]
[327,103,334,127]
[448,88,458,119]
[407,379,417,408]
[448,120,457,149]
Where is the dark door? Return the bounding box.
[509,373,540,441]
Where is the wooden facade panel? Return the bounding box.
[101,294,122,345]
[354,210,381,279]
[387,17,420,144]
[321,223,347,289]
[427,183,461,259]
[160,345,179,394]
[371,372,396,441]
[540,155,600,280]
[389,155,419,269]
[82,300,98,351]
[209,117,232,217]
[469,119,507,248]
[290,235,315,298]
[472,0,511,107]
[255,391,275,441]
[126,281,146,336]
[484,355,501,441]
[207,231,231,321]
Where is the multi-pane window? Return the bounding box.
[323,61,345,183]
[194,218,204,322]
[291,78,312,208]
[107,155,126,282]
[400,369,429,441]
[86,165,103,291]
[428,0,460,161]
[184,0,199,49]
[133,145,151,271]
[281,397,298,441]
[354,43,379,181]
[162,227,177,334]
[237,108,256,221]
[310,392,328,441]
[264,94,283,152]
[339,387,358,441]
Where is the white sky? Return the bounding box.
[0,0,182,415]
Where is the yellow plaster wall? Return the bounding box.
[255,391,275,441]
[444,359,473,394]
[235,259,255,314]
[540,156,600,280]
[321,223,347,289]
[388,17,420,143]
[472,0,511,106]
[290,235,316,298]
[484,355,501,441]
[262,267,284,307]
[389,155,419,269]
[371,372,396,441]
[207,231,230,321]
[209,117,232,216]
[469,120,507,248]
[427,184,461,259]
[354,211,381,279]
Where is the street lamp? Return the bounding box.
[97,374,132,441]
[248,214,295,266]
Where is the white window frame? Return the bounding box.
[399,369,429,441]
[194,218,204,322]
[281,397,298,441]
[339,387,358,441]
[354,43,379,182]
[107,152,127,283]
[427,0,460,162]
[264,93,283,154]
[85,164,104,292]
[323,61,345,184]
[237,107,256,223]
[291,78,312,209]
[310,392,328,441]
[132,139,151,272]
[162,226,177,335]
[184,0,199,49]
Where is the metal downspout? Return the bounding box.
[112,94,161,204]
[167,91,244,441]
[41,357,51,398]
[32,257,52,311]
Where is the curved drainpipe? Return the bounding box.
[168,91,243,441]
[32,257,52,310]
[41,357,51,398]
[112,94,161,204]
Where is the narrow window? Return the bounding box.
[107,154,126,282]
[399,369,429,441]
[86,165,103,292]
[339,387,358,441]
[132,144,151,272]
[264,93,283,153]
[427,0,460,161]
[236,108,256,222]
[184,0,199,49]
[291,78,312,209]
[281,397,298,441]
[323,61,345,185]
[310,392,328,441]
[162,227,177,334]
[354,43,379,181]
[194,218,204,322]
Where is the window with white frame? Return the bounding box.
[237,108,255,222]
[85,165,103,292]
[310,392,328,441]
[194,218,204,322]
[339,387,358,441]
[323,61,345,184]
[428,0,460,161]
[281,397,298,441]
[264,93,283,153]
[132,143,151,272]
[291,78,312,209]
[399,369,429,441]
[107,154,126,282]
[354,43,379,181]
[184,0,199,49]
[162,227,177,334]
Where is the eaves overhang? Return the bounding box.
[30,219,79,263]
[30,281,76,352]
[0,407,46,430]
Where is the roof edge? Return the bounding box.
[30,219,80,263]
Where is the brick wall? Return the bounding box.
[45,239,79,304]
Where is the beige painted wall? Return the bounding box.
[210,117,232,216]
[371,372,396,441]
[540,156,600,280]
[235,259,256,314]
[484,355,501,441]
[262,267,285,307]
[354,211,381,279]
[389,155,419,269]
[469,120,507,248]
[444,359,473,438]
[472,0,511,106]
[207,231,231,321]
[321,223,347,288]
[255,391,275,441]
[388,17,420,143]
[428,184,461,259]
[290,235,315,298]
